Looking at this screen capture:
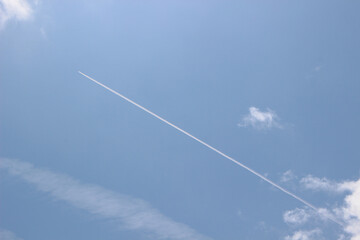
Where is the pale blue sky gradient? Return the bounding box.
[1,1,360,239]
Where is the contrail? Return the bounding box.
[78,71,343,227]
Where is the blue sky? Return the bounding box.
[1,1,360,239]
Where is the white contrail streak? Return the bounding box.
[78,71,343,227]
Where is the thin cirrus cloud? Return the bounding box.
[0,0,33,29]
[238,107,282,130]
[281,171,360,240]
[0,158,211,240]
[0,229,23,240]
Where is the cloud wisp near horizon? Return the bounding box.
[0,158,211,240]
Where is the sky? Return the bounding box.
[1,0,360,240]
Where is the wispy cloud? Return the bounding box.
[39,26,46,39]
[0,229,22,240]
[0,0,33,29]
[238,107,282,130]
[0,158,211,240]
[300,175,351,193]
[285,228,323,240]
[314,66,322,72]
[281,170,297,183]
[283,206,337,226]
[283,208,311,225]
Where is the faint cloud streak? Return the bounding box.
[314,66,322,72]
[0,158,211,240]
[40,27,46,39]
[0,229,22,240]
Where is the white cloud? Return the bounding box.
[285,175,360,240]
[0,158,211,240]
[283,206,341,227]
[0,229,22,240]
[283,208,311,225]
[238,107,282,130]
[300,175,351,193]
[281,170,297,183]
[0,0,33,29]
[285,228,323,240]
[317,207,339,223]
[340,178,360,240]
